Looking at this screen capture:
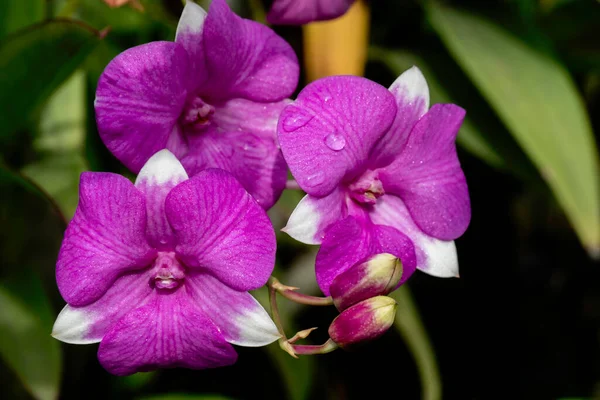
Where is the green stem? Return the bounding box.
[291,339,338,356]
[270,277,333,306]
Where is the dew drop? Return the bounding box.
[324,133,346,151]
[306,172,325,186]
[281,112,313,132]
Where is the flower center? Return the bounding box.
[181,95,214,127]
[348,170,385,205]
[152,252,185,290]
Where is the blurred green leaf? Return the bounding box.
[0,167,64,400]
[0,0,46,39]
[391,287,441,400]
[0,19,104,149]
[428,3,600,256]
[22,70,88,220]
[137,395,234,400]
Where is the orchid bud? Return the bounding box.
[330,253,402,311]
[328,296,397,349]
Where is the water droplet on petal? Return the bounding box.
[306,172,325,186]
[324,133,346,151]
[282,112,313,132]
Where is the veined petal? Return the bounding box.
[95,41,190,173]
[278,76,397,197]
[98,290,237,376]
[135,150,189,249]
[181,128,286,210]
[212,98,291,139]
[371,66,430,167]
[56,173,156,307]
[267,0,354,25]
[369,195,458,278]
[282,188,346,245]
[52,270,154,344]
[200,0,299,102]
[315,217,417,295]
[186,273,279,347]
[175,0,208,92]
[379,104,471,240]
[166,169,276,291]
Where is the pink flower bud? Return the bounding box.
[330,253,402,311]
[328,296,397,348]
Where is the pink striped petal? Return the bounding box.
[166,169,276,291]
[56,173,156,306]
[282,188,346,245]
[267,0,354,25]
[315,217,417,296]
[278,76,397,197]
[186,273,279,347]
[369,195,458,278]
[378,104,471,240]
[98,290,237,375]
[52,270,153,344]
[372,66,430,167]
[135,150,188,249]
[95,41,190,173]
[200,0,298,102]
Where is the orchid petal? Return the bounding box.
[181,128,286,210]
[98,290,237,376]
[370,195,458,278]
[315,217,417,295]
[95,41,190,173]
[51,270,153,344]
[135,150,188,249]
[379,104,471,240]
[175,0,208,91]
[371,66,430,167]
[56,173,156,307]
[166,169,276,291]
[201,0,298,102]
[278,76,397,197]
[186,273,279,347]
[282,188,346,245]
[267,0,354,25]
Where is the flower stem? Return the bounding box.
[290,339,338,356]
[269,277,333,306]
[285,180,302,190]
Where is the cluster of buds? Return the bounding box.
[271,253,402,355]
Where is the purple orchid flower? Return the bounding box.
[267,0,355,25]
[51,150,279,375]
[277,67,471,295]
[95,0,299,209]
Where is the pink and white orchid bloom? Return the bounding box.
[52,150,279,375]
[95,0,299,209]
[277,67,471,295]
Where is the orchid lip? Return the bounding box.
[181,95,215,127]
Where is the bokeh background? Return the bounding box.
[1,0,599,399]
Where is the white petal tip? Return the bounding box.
[389,65,430,108]
[176,1,208,41]
[135,149,188,186]
[52,305,101,345]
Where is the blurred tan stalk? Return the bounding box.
[303,0,370,81]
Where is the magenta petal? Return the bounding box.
[200,0,299,102]
[315,217,417,296]
[98,290,237,376]
[181,128,286,210]
[175,1,208,92]
[267,0,354,25]
[135,150,189,249]
[166,169,276,291]
[283,188,346,245]
[56,173,156,306]
[186,273,279,347]
[278,76,397,197]
[371,66,430,167]
[95,41,190,173]
[378,104,471,240]
[52,270,153,344]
